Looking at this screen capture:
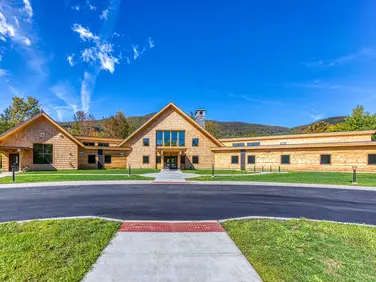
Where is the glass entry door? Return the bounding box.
[9,154,20,171]
[164,156,177,169]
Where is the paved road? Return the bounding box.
[1,184,376,224]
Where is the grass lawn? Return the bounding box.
[223,218,376,282]
[20,168,160,175]
[182,169,252,174]
[0,219,120,282]
[191,171,376,186]
[0,174,153,184]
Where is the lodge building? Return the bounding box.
[1,102,376,172]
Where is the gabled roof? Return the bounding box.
[117,102,224,147]
[0,112,85,148]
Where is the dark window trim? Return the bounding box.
[320,154,331,165]
[281,154,290,165]
[98,143,110,147]
[143,138,150,147]
[104,155,112,164]
[143,155,150,164]
[192,155,199,164]
[192,138,199,147]
[247,155,256,164]
[83,142,95,146]
[88,155,96,164]
[231,155,239,164]
[156,156,161,164]
[368,154,376,165]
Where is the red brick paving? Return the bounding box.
[119,222,224,232]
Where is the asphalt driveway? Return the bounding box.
[1,184,376,224]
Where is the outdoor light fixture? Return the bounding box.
[17,148,21,152]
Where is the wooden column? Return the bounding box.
[178,151,181,169]
[161,151,164,169]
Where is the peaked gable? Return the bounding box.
[118,102,224,147]
[0,112,84,148]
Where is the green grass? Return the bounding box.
[182,169,252,174]
[191,171,376,186]
[0,219,120,281]
[20,168,160,175]
[223,218,376,282]
[0,174,154,184]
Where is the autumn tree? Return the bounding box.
[303,121,331,134]
[102,111,131,139]
[205,120,221,137]
[0,96,42,134]
[70,111,97,136]
[328,105,376,132]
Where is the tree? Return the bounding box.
[303,121,331,134]
[205,120,221,137]
[102,111,131,139]
[0,96,42,134]
[328,105,376,132]
[70,111,96,136]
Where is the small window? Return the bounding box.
[33,144,53,164]
[192,138,199,147]
[368,154,376,165]
[320,154,331,165]
[143,138,150,146]
[120,152,125,157]
[79,152,84,157]
[143,156,149,164]
[180,155,186,165]
[192,156,199,164]
[247,155,255,164]
[83,142,95,146]
[98,143,110,147]
[281,155,290,164]
[104,155,112,164]
[232,143,245,147]
[88,155,96,164]
[247,142,261,146]
[156,156,161,164]
[231,156,239,164]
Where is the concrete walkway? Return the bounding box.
[0,172,13,179]
[144,170,198,184]
[83,221,262,282]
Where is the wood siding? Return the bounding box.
[78,149,128,169]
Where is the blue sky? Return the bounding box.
[0,0,375,127]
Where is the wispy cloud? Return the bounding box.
[0,69,9,76]
[228,92,284,106]
[304,48,376,67]
[72,24,99,41]
[86,0,96,11]
[67,54,75,67]
[23,0,33,20]
[50,82,79,113]
[72,5,80,11]
[81,72,97,113]
[290,80,373,94]
[100,9,108,20]
[148,37,154,48]
[309,109,325,121]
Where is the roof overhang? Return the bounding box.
[156,147,187,153]
[0,146,33,150]
[83,146,132,151]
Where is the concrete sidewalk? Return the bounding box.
[83,221,262,282]
[145,170,198,184]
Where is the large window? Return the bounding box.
[156,131,163,146]
[320,154,331,165]
[156,131,185,146]
[33,144,53,164]
[231,156,239,164]
[192,156,199,164]
[88,155,96,164]
[105,155,112,164]
[281,155,290,165]
[247,155,255,164]
[192,138,199,147]
[143,156,150,164]
[143,138,150,146]
[368,154,376,165]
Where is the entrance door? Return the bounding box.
[164,156,177,169]
[98,150,103,169]
[9,154,20,171]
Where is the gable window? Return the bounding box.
[231,156,239,164]
[143,138,150,146]
[156,131,163,146]
[178,131,185,146]
[192,138,199,147]
[156,156,161,164]
[171,131,178,146]
[143,156,150,164]
[164,131,171,146]
[320,154,331,165]
[98,143,109,147]
[192,156,199,164]
[33,144,53,164]
[368,154,376,165]
[281,155,290,165]
[104,155,112,164]
[88,155,96,164]
[83,142,95,146]
[247,155,255,164]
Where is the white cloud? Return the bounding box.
[133,45,139,60]
[81,47,96,63]
[0,35,5,42]
[87,0,96,11]
[67,54,76,67]
[100,9,109,20]
[148,37,154,48]
[98,52,118,73]
[72,24,99,41]
[81,72,96,113]
[24,37,31,46]
[72,5,80,11]
[0,69,9,76]
[50,82,79,113]
[126,57,130,64]
[0,12,16,38]
[23,0,33,20]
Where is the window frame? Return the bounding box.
[247,155,256,164]
[231,155,239,164]
[368,154,376,165]
[320,154,331,165]
[143,138,150,147]
[98,143,110,147]
[88,155,96,164]
[281,154,290,165]
[192,155,199,164]
[156,131,163,146]
[143,155,150,164]
[33,144,53,165]
[83,142,95,146]
[192,138,199,147]
[104,155,112,164]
